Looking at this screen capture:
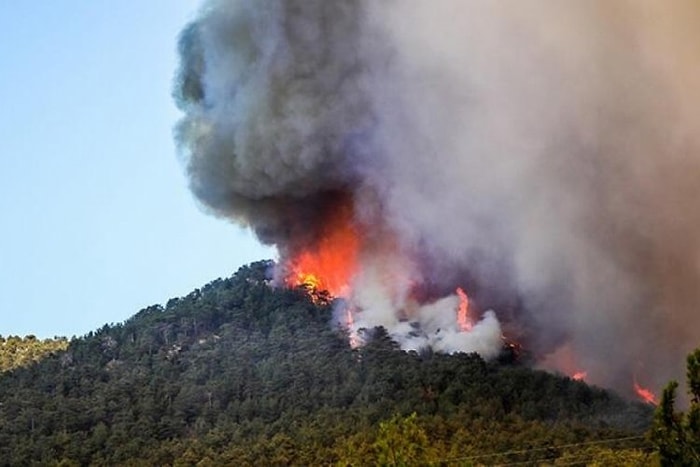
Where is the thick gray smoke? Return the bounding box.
[175,0,700,398]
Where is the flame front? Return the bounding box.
[633,380,657,405]
[285,203,359,298]
[456,287,472,332]
[572,371,587,381]
[283,202,363,347]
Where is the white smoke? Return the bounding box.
[346,250,504,358]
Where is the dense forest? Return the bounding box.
[0,261,658,465]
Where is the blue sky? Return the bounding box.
[0,2,274,338]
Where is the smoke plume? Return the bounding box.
[174,0,700,397]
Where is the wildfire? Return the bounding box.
[633,380,657,405]
[282,201,364,347]
[456,287,472,332]
[572,371,587,381]
[285,203,360,298]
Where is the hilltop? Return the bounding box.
[0,261,654,465]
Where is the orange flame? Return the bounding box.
[283,201,362,346]
[633,380,657,405]
[572,371,587,381]
[456,287,472,332]
[285,203,359,298]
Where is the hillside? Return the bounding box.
[0,261,655,465]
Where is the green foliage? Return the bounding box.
[652,348,700,466]
[0,261,653,465]
[0,335,68,372]
[372,413,435,466]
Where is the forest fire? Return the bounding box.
[286,222,660,404]
[277,197,504,357]
[633,381,658,406]
[177,0,700,409]
[284,203,360,299]
[456,287,472,332]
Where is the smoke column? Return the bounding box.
[174,0,700,397]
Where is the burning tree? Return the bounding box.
[651,348,700,465]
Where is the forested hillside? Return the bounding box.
[0,261,655,465]
[0,335,68,372]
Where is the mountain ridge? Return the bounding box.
[0,260,654,465]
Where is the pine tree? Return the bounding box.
[652,348,700,465]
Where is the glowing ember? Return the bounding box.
[285,203,359,298]
[633,380,657,405]
[572,371,587,381]
[456,287,472,332]
[296,272,322,290]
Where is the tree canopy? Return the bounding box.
[0,335,68,372]
[0,261,655,465]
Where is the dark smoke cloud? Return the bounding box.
[175,0,700,397]
[174,0,373,250]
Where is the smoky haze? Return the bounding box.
[174,0,700,397]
